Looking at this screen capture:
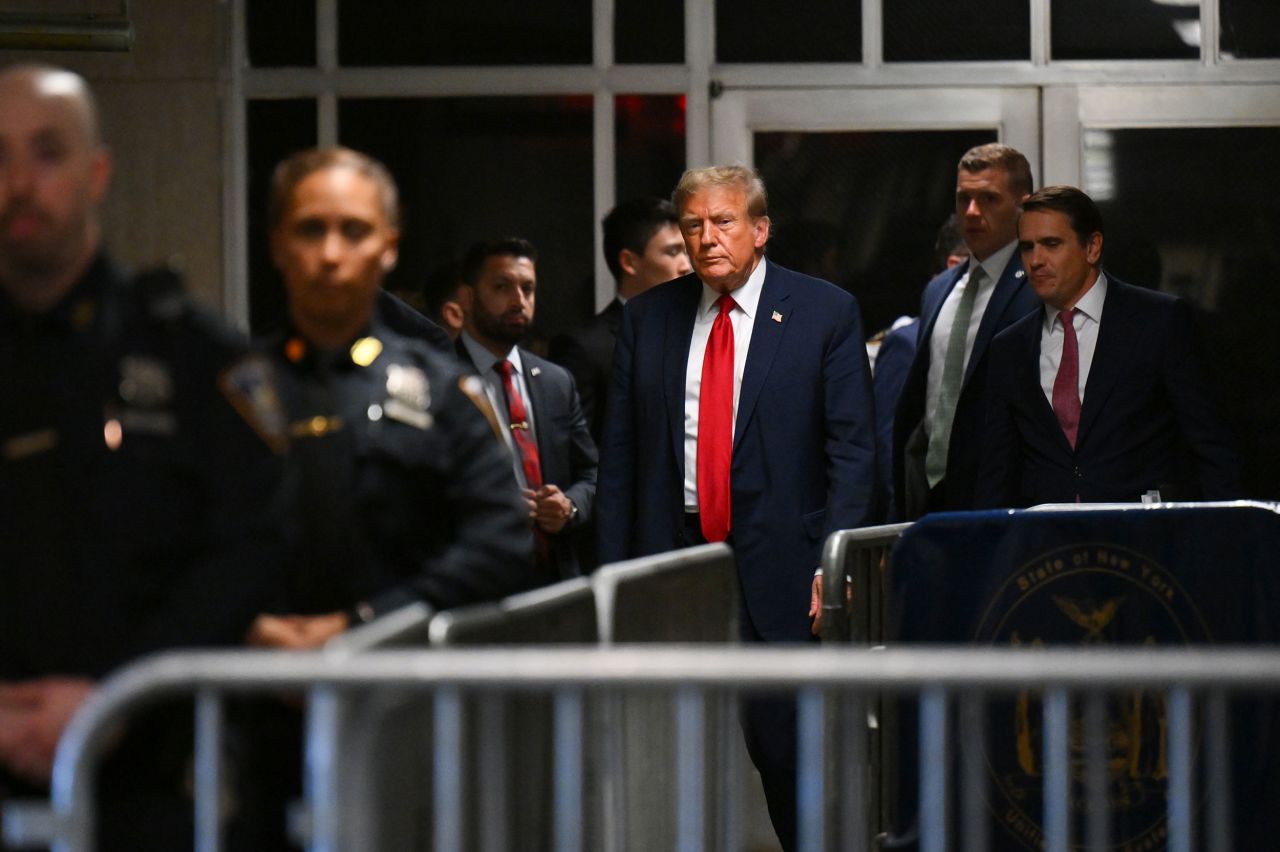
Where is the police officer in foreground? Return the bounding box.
[246,146,536,650]
[0,64,287,849]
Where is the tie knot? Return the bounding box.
[716,294,737,315]
[497,359,514,380]
[1058,308,1075,329]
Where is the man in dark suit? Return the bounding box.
[549,197,690,444]
[892,143,1042,520]
[596,165,876,850]
[975,186,1240,507]
[872,214,970,515]
[456,238,598,580]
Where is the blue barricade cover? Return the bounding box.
[885,502,1280,851]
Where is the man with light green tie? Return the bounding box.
[891,143,1041,520]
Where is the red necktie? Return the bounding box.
[497,360,543,488]
[1052,308,1081,449]
[698,294,736,542]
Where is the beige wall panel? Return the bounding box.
[94,79,224,309]
[0,0,228,310]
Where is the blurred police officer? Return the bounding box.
[247,147,535,650]
[0,64,287,849]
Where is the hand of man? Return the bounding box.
[0,677,95,783]
[246,612,350,650]
[809,573,825,635]
[521,487,539,520]
[532,484,574,534]
[809,572,854,636]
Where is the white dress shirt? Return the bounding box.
[460,330,536,489]
[682,257,767,511]
[1040,272,1108,405]
[924,240,1018,437]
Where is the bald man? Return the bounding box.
[0,64,286,849]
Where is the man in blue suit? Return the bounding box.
[892,144,1041,520]
[596,165,876,849]
[975,186,1240,507]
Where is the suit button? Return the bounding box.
[1073,465,1082,477]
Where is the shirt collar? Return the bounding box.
[699,255,767,319]
[971,239,1018,286]
[461,330,522,377]
[1044,271,1108,332]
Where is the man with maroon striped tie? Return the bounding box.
[975,185,1240,507]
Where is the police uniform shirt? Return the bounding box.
[0,254,288,680]
[268,320,535,622]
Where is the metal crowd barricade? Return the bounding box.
[818,523,911,646]
[311,578,598,852]
[591,542,742,852]
[814,523,910,851]
[5,646,1274,852]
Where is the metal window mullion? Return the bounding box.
[592,0,616,312]
[861,0,882,69]
[433,687,465,852]
[316,0,339,146]
[1031,0,1050,66]
[1201,0,1220,66]
[796,687,826,852]
[221,0,249,330]
[553,688,586,852]
[685,0,714,168]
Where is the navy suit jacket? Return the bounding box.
[596,260,876,642]
[456,342,598,579]
[873,319,917,518]
[974,277,1241,507]
[891,252,1039,519]
[549,297,624,445]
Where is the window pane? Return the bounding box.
[616,95,686,204]
[1053,0,1198,60]
[753,129,995,336]
[247,100,317,335]
[1221,0,1280,59]
[616,0,683,64]
[884,0,1027,62]
[337,97,594,342]
[246,0,315,67]
[1082,126,1280,499]
[716,0,861,63]
[337,0,592,66]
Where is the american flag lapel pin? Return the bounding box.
[771,310,783,323]
[530,366,542,376]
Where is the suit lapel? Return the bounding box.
[966,253,1027,386]
[1076,279,1125,447]
[732,261,789,455]
[520,348,553,463]
[664,278,701,474]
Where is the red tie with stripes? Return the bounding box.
[697,294,736,542]
[497,360,542,488]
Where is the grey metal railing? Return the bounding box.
[6,645,1275,852]
[818,523,910,645]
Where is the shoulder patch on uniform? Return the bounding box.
[219,354,288,453]
[458,374,504,443]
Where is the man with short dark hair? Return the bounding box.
[0,63,287,849]
[457,238,598,580]
[550,197,690,442]
[975,185,1240,506]
[892,142,1042,519]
